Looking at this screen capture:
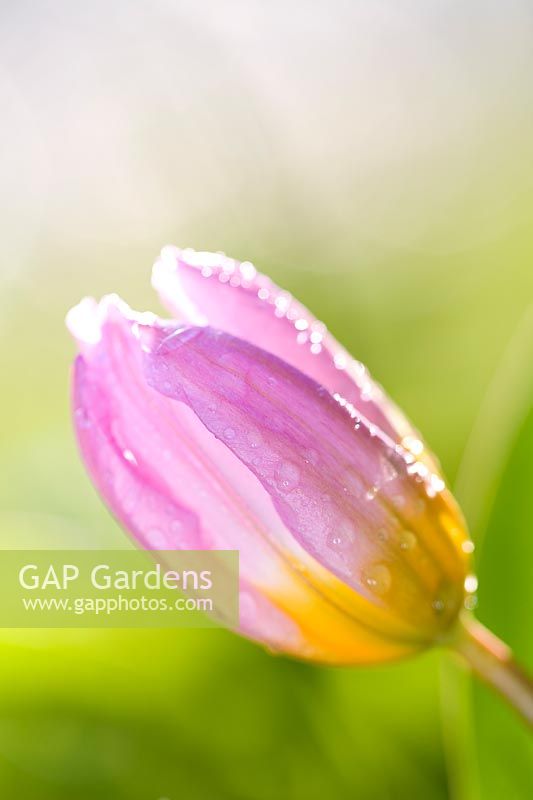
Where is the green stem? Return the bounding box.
[450,613,533,729]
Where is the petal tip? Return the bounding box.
[152,246,209,325]
[66,296,103,349]
[67,294,160,355]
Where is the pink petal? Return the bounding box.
[152,247,434,466]
[68,296,304,655]
[145,324,467,637]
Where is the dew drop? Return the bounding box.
[415,498,426,515]
[393,494,406,509]
[223,427,236,440]
[461,540,475,554]
[464,574,478,594]
[432,583,457,615]
[303,448,319,466]
[399,530,417,551]
[275,461,300,492]
[122,490,136,513]
[402,436,424,456]
[464,595,478,610]
[74,407,91,429]
[158,326,201,353]
[341,466,365,496]
[326,521,356,553]
[425,475,444,497]
[247,428,262,449]
[432,598,445,615]
[147,529,166,548]
[334,353,347,369]
[360,381,374,401]
[327,532,344,551]
[366,485,378,501]
[408,462,428,481]
[380,455,398,483]
[362,563,391,595]
[122,448,137,466]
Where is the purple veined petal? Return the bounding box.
[69,297,427,663]
[145,324,469,638]
[152,246,437,469]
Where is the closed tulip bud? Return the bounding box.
[67,247,532,724]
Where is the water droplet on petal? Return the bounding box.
[240,261,256,281]
[327,533,344,551]
[380,455,398,483]
[432,582,458,615]
[334,353,347,369]
[341,466,365,496]
[402,436,424,456]
[426,473,445,497]
[275,461,300,492]
[366,485,378,501]
[415,498,426,515]
[122,490,136,513]
[75,407,91,429]
[399,530,417,551]
[326,520,356,553]
[247,428,262,449]
[122,448,137,466]
[223,427,236,440]
[147,529,166,548]
[362,563,391,595]
[432,598,445,614]
[464,594,478,610]
[303,448,319,466]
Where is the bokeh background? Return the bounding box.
[1,1,532,798]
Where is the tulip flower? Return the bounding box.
[67,246,532,725]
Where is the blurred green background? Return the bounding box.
[1,1,532,798]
